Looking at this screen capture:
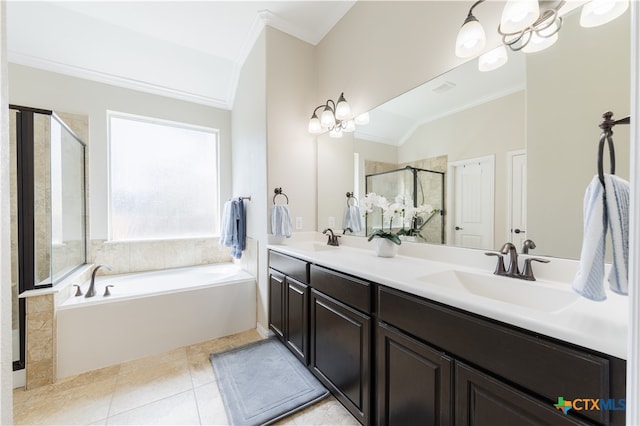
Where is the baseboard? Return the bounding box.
[256,322,273,339]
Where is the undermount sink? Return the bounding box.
[289,241,339,252]
[417,270,579,312]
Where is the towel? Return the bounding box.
[604,174,629,295]
[220,198,246,259]
[572,175,629,300]
[343,205,362,233]
[271,205,292,238]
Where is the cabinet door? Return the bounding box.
[455,363,590,426]
[310,289,371,425]
[377,322,453,426]
[268,269,285,340]
[285,277,308,364]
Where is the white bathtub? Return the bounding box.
[56,263,256,378]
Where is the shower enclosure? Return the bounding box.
[365,166,445,243]
[9,105,87,371]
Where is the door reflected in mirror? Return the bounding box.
[317,7,630,260]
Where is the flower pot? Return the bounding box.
[374,238,400,258]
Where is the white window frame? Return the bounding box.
[107,111,220,242]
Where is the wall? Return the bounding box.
[231,30,268,331]
[315,1,505,117]
[8,63,232,241]
[527,10,630,259]
[0,1,14,421]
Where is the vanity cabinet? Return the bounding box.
[377,285,626,426]
[268,251,310,364]
[376,322,453,426]
[309,265,373,426]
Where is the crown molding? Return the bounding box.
[9,51,232,110]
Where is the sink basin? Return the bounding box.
[287,242,338,252]
[417,270,579,312]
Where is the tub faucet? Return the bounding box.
[500,242,520,277]
[86,264,112,298]
[522,239,536,254]
[322,228,340,246]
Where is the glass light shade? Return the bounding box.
[354,112,370,125]
[344,120,356,132]
[335,94,351,120]
[521,28,558,53]
[329,127,343,138]
[308,116,322,134]
[580,0,629,27]
[500,0,540,34]
[455,18,487,58]
[320,107,336,128]
[478,45,509,72]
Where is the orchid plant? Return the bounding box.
[361,192,438,245]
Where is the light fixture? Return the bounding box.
[455,1,487,58]
[580,0,629,28]
[500,0,541,34]
[478,45,509,71]
[308,93,367,138]
[499,0,564,52]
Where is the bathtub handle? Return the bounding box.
[73,285,83,297]
[104,285,114,297]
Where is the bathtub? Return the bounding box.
[56,263,256,378]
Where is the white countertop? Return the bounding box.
[268,234,628,360]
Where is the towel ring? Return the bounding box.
[597,111,630,186]
[346,192,359,207]
[273,187,289,205]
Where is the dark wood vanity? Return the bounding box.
[268,250,626,426]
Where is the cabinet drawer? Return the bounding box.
[310,264,372,313]
[378,286,619,425]
[268,251,309,284]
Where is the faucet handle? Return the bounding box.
[485,252,506,275]
[73,285,83,297]
[520,258,550,281]
[104,285,114,297]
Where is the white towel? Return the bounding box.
[343,205,362,233]
[604,174,629,295]
[572,175,629,301]
[271,205,292,238]
[219,201,235,247]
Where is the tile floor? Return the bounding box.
[13,329,359,425]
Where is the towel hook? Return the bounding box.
[346,191,359,207]
[273,187,289,205]
[597,111,630,186]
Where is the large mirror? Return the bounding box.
[318,7,630,259]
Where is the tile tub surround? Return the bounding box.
[13,329,358,426]
[268,233,629,360]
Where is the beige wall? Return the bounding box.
[8,64,232,242]
[315,1,505,116]
[527,10,630,259]
[1,1,14,421]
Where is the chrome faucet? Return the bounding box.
[322,228,340,246]
[500,242,520,276]
[86,264,112,298]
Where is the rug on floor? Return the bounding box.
[210,337,329,426]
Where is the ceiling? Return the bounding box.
[6,0,356,109]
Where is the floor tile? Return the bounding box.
[194,382,229,425]
[107,390,200,425]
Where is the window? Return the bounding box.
[108,112,218,241]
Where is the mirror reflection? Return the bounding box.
[317,8,630,259]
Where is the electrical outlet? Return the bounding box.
[328,216,336,227]
[295,217,303,230]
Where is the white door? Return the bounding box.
[507,150,527,250]
[448,156,494,250]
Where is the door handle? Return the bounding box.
[513,228,525,234]
[455,226,463,231]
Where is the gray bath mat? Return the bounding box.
[210,337,329,426]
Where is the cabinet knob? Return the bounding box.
[455,226,463,231]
